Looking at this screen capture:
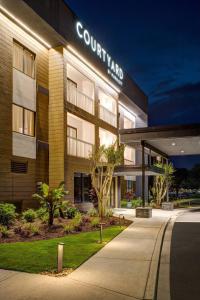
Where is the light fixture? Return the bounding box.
[67,45,121,93]
[0,5,51,48]
[171,142,176,146]
[180,150,184,153]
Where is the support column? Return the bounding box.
[142,141,145,207]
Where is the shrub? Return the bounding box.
[120,199,128,208]
[23,223,40,236]
[109,218,116,225]
[54,209,60,218]
[36,207,47,219]
[22,209,37,222]
[131,199,142,208]
[105,209,113,217]
[88,208,98,217]
[72,212,83,231]
[41,214,49,224]
[0,225,9,238]
[66,207,78,219]
[0,203,16,226]
[63,222,75,234]
[91,217,100,228]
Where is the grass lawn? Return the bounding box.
[0,226,125,273]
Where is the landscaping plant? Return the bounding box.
[32,182,68,226]
[0,203,16,226]
[90,142,124,218]
[22,209,37,223]
[0,225,9,238]
[91,217,100,228]
[151,162,175,206]
[66,207,78,219]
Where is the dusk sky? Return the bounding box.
[65,0,200,168]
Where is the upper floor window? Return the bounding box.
[99,90,117,127]
[119,104,136,129]
[67,64,94,114]
[67,113,94,159]
[12,104,35,137]
[13,41,35,78]
[99,127,117,147]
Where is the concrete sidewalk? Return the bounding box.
[0,209,182,300]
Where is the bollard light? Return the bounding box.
[99,223,105,243]
[57,242,64,273]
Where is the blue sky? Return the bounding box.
[65,0,200,168]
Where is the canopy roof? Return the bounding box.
[120,123,200,157]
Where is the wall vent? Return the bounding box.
[11,161,28,174]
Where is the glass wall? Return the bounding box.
[99,90,117,127]
[99,127,117,147]
[12,104,35,137]
[67,113,95,158]
[124,146,135,165]
[67,64,95,114]
[119,104,136,129]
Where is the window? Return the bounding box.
[67,64,94,114]
[119,104,136,129]
[99,90,117,127]
[12,104,35,137]
[99,128,117,147]
[13,41,35,78]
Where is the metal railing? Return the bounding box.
[99,104,117,127]
[124,159,135,165]
[67,136,93,159]
[67,83,94,115]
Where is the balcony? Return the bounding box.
[99,104,117,127]
[67,83,94,115]
[67,136,93,159]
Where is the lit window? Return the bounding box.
[12,104,35,137]
[99,90,117,127]
[99,128,117,147]
[13,41,35,78]
[12,104,23,134]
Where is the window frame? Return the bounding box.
[13,40,36,79]
[12,104,36,137]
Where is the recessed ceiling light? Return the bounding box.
[172,142,176,146]
[181,150,184,153]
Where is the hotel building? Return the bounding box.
[0,0,147,210]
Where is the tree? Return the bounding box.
[33,182,68,226]
[151,162,175,206]
[90,142,124,218]
[172,168,189,197]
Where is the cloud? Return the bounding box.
[149,81,200,126]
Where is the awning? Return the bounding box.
[120,123,200,156]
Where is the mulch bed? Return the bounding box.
[0,216,132,243]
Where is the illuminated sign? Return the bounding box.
[76,21,124,86]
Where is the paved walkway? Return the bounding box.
[0,209,181,300]
[170,209,200,300]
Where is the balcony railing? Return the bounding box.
[124,159,135,165]
[67,136,94,159]
[99,104,117,127]
[67,82,94,115]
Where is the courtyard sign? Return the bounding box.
[76,21,124,86]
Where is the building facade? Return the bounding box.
[0,0,147,210]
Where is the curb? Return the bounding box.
[144,211,183,300]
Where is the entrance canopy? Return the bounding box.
[120,123,200,157]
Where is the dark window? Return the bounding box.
[11,161,28,173]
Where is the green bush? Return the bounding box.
[22,209,37,223]
[24,223,40,236]
[63,222,75,234]
[66,207,78,219]
[91,217,100,228]
[36,207,47,219]
[120,200,127,208]
[105,209,113,217]
[0,203,16,226]
[0,225,9,238]
[131,199,142,208]
[88,208,98,217]
[72,212,83,231]
[53,209,60,218]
